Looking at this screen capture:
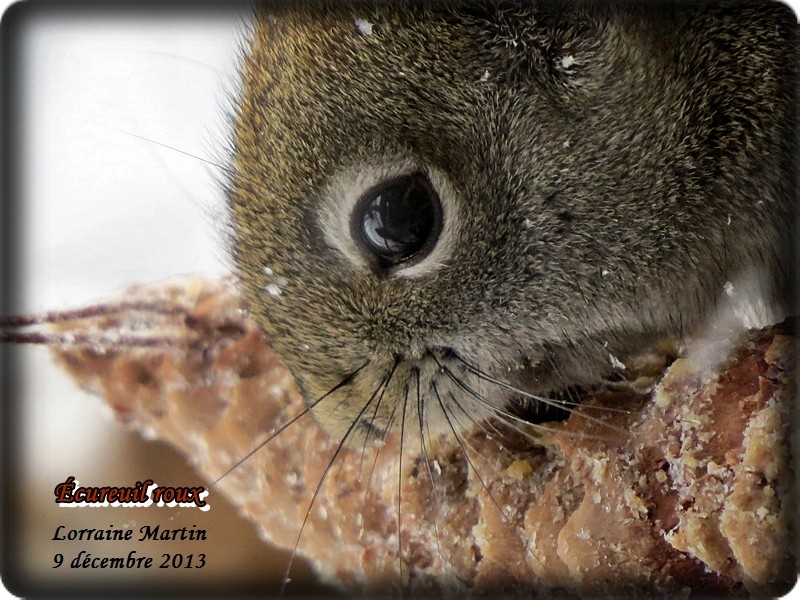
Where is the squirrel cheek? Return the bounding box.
[298,370,394,443]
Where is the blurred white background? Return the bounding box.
[17,5,236,490]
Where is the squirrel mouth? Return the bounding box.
[505,385,585,425]
[438,347,583,425]
[314,345,627,444]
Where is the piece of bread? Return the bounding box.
[47,276,795,596]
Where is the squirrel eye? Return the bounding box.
[353,174,443,268]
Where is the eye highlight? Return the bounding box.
[352,174,443,269]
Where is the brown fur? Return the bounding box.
[227,1,797,441]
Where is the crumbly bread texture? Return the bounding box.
[50,277,795,596]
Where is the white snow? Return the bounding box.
[355,18,373,36]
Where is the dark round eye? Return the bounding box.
[353,174,443,268]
